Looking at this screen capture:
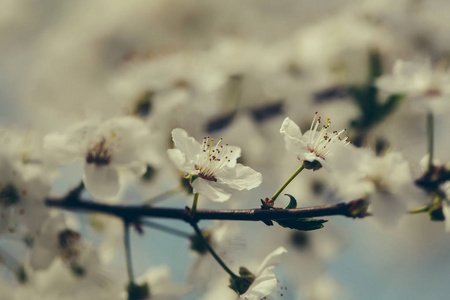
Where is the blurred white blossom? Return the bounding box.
[44,116,158,199]
[376,59,450,114]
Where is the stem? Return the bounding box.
[144,186,182,205]
[123,221,135,284]
[191,222,238,279]
[271,163,305,201]
[141,220,191,238]
[427,112,434,171]
[191,193,199,215]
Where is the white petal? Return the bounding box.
[167,148,197,174]
[43,120,97,161]
[370,192,406,226]
[217,164,262,190]
[29,215,66,270]
[241,247,287,300]
[83,164,120,199]
[280,117,304,154]
[171,128,201,162]
[299,152,320,163]
[219,145,242,168]
[443,200,450,232]
[256,247,288,275]
[192,179,231,202]
[30,240,59,271]
[241,275,277,300]
[280,117,302,137]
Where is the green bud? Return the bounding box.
[70,262,86,277]
[290,231,310,249]
[133,91,154,117]
[180,176,193,194]
[348,199,369,218]
[189,230,211,255]
[229,267,256,295]
[16,265,27,284]
[141,165,157,181]
[429,203,445,221]
[127,282,150,300]
[303,160,322,171]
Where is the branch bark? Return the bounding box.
[45,198,368,224]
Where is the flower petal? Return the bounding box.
[280,117,306,154]
[192,179,231,202]
[219,145,241,168]
[370,192,406,226]
[241,275,277,300]
[241,247,287,300]
[83,164,120,199]
[217,164,262,190]
[256,246,288,275]
[171,128,201,162]
[443,200,450,232]
[29,215,66,270]
[167,148,197,174]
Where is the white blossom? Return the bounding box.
[280,113,349,171]
[44,116,158,199]
[376,59,450,114]
[240,246,288,300]
[0,154,50,235]
[167,128,263,202]
[332,147,424,225]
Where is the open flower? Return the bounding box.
[231,246,288,300]
[167,128,263,202]
[331,148,425,225]
[376,59,450,114]
[0,155,50,236]
[44,116,158,199]
[280,113,349,171]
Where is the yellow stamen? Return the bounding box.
[208,138,214,158]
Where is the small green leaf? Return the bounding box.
[276,218,327,231]
[284,194,297,209]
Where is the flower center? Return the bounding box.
[306,112,349,160]
[58,229,82,263]
[0,184,20,207]
[195,136,232,181]
[86,135,116,165]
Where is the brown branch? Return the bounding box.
[45,198,368,224]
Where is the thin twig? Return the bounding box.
[141,220,191,238]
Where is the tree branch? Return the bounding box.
[45,198,368,223]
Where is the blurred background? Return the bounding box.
[1,0,450,299]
